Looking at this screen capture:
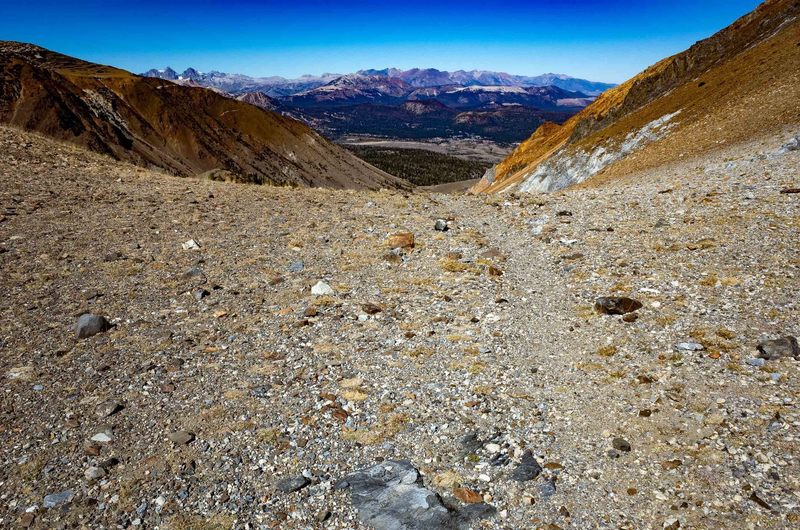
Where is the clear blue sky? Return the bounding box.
[1,0,762,82]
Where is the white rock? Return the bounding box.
[91,432,112,443]
[7,365,34,381]
[485,443,501,453]
[181,239,200,250]
[311,281,335,296]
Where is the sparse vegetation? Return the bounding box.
[344,145,490,186]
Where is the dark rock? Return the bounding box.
[594,297,642,315]
[362,303,383,315]
[757,336,799,360]
[622,313,639,323]
[100,457,120,470]
[749,491,772,510]
[459,432,483,454]
[510,450,542,482]
[612,437,632,452]
[489,452,510,467]
[75,314,112,339]
[338,460,493,530]
[288,261,305,273]
[276,475,310,493]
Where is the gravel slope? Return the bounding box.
[1,125,798,529]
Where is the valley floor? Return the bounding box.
[338,137,513,164]
[1,125,799,529]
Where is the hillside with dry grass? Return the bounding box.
[473,0,800,193]
[0,42,406,190]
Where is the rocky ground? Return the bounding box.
[0,124,798,529]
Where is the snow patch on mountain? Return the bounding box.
[449,86,529,94]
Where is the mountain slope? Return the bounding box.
[473,0,800,193]
[0,42,406,189]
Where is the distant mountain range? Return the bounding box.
[141,66,613,144]
[142,66,616,97]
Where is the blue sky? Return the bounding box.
[1,0,762,82]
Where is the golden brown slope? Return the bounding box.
[474,0,800,193]
[0,42,407,190]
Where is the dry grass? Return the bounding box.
[164,514,237,530]
[341,413,409,445]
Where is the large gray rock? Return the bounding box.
[43,489,74,508]
[276,475,310,493]
[778,136,799,154]
[510,450,542,482]
[337,460,493,530]
[75,314,112,339]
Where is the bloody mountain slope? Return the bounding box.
[0,42,406,189]
[473,0,800,193]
